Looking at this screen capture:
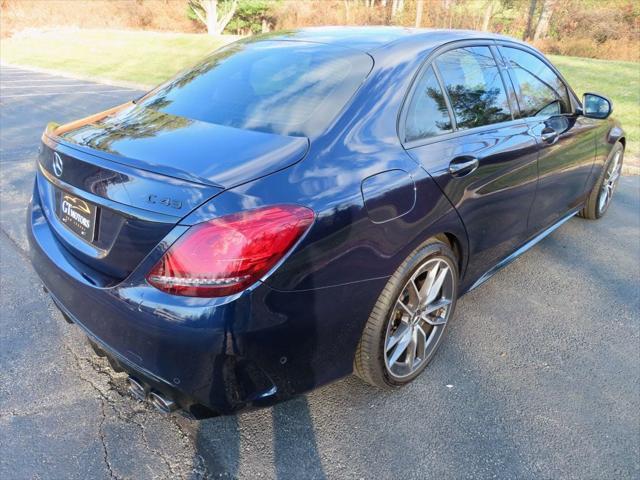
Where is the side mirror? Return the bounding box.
[582,93,612,119]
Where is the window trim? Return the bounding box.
[398,38,581,150]
[403,117,531,150]
[432,63,458,131]
[489,45,521,118]
[402,63,457,143]
[494,42,581,115]
[498,45,570,119]
[436,45,516,131]
[399,39,520,149]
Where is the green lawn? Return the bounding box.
[0,29,233,86]
[1,30,638,157]
[550,55,639,158]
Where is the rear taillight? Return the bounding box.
[146,205,314,297]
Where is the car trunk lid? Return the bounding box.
[38,104,309,281]
[51,102,309,188]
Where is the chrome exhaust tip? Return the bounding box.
[149,391,177,414]
[127,377,148,401]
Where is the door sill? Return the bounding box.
[465,208,580,293]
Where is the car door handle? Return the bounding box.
[540,127,559,144]
[449,156,479,177]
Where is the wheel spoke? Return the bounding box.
[599,187,609,212]
[422,314,447,326]
[386,322,410,352]
[396,299,414,317]
[610,153,620,175]
[409,279,421,303]
[424,266,449,306]
[418,263,439,301]
[387,328,413,366]
[406,329,418,370]
[424,298,452,315]
[415,325,427,360]
[609,170,620,184]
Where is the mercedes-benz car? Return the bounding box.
[28,27,625,418]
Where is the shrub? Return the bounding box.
[225,0,278,35]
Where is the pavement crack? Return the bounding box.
[61,343,124,406]
[0,228,28,259]
[60,342,187,478]
[60,342,120,479]
[130,414,179,478]
[98,398,118,480]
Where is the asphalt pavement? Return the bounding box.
[1,65,639,480]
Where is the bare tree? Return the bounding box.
[523,0,537,40]
[415,0,424,28]
[533,0,557,40]
[391,0,404,17]
[481,0,498,32]
[188,0,238,35]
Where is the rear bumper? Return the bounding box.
[27,181,386,416]
[28,187,274,416]
[48,291,218,418]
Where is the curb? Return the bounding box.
[0,61,152,91]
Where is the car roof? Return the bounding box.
[265,26,522,54]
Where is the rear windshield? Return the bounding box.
[137,40,373,137]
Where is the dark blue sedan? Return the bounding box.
[28,27,626,417]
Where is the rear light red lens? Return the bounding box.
[147,205,314,297]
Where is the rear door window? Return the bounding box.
[435,46,512,130]
[404,66,453,142]
[499,47,571,118]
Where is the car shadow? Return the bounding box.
[189,298,537,479]
[271,397,326,479]
[193,394,325,478]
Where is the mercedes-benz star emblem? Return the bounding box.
[53,152,64,178]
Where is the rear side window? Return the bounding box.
[137,40,373,137]
[500,47,571,118]
[405,66,453,142]
[435,46,512,130]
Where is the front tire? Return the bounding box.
[579,142,624,219]
[354,238,459,388]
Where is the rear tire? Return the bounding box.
[354,238,458,388]
[579,142,624,220]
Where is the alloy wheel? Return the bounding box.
[384,257,455,380]
[598,151,622,215]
